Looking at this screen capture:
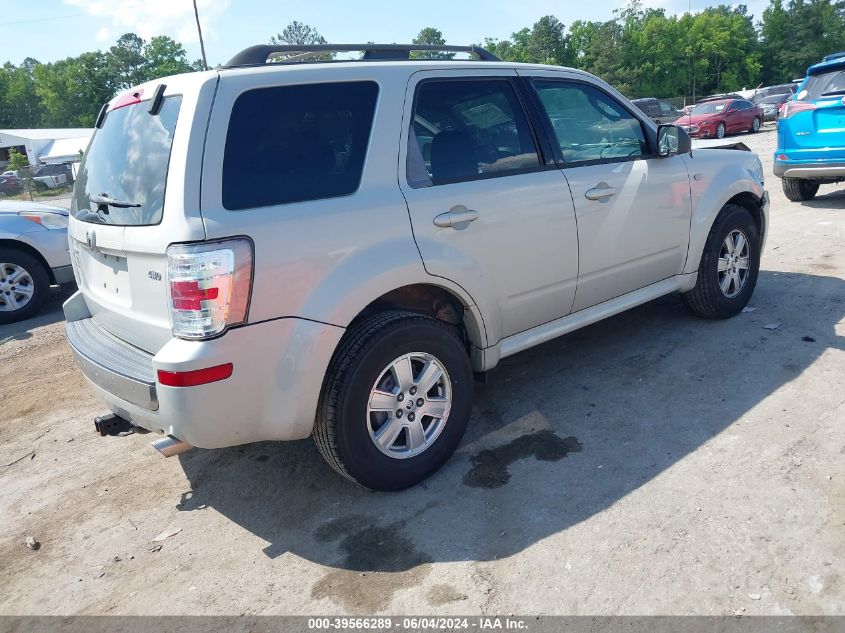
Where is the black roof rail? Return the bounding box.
[224,44,501,68]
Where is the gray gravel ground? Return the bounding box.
[0,124,842,615]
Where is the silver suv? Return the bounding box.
[65,44,769,490]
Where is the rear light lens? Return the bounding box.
[780,101,816,119]
[166,238,253,339]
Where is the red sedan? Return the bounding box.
[677,98,764,139]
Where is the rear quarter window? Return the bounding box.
[222,81,379,210]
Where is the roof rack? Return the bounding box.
[224,44,501,68]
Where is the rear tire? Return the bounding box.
[314,310,473,491]
[0,248,50,324]
[682,204,760,319]
[750,116,761,133]
[782,178,819,202]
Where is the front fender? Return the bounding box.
[683,149,766,275]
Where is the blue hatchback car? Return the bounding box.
[775,52,845,201]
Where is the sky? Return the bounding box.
[1,0,771,67]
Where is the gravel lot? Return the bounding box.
[1,125,843,616]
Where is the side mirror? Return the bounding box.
[657,124,691,157]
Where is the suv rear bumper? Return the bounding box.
[774,160,845,180]
[63,291,345,448]
[67,317,158,410]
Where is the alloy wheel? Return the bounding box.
[718,229,751,298]
[0,263,35,312]
[367,352,452,459]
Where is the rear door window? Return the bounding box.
[222,81,378,210]
[73,96,181,226]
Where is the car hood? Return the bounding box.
[0,200,69,215]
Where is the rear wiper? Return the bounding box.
[820,89,845,97]
[90,193,141,208]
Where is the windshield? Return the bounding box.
[801,69,845,100]
[72,96,181,225]
[691,102,728,115]
[760,95,788,104]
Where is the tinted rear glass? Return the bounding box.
[802,69,845,100]
[222,81,379,210]
[72,96,181,226]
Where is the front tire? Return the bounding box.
[0,249,50,324]
[682,204,761,319]
[782,178,819,202]
[314,311,473,491]
[716,122,726,139]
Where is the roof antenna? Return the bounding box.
[193,0,209,70]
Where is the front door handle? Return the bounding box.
[433,207,479,228]
[585,183,618,202]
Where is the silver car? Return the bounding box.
[0,200,73,323]
[64,44,769,490]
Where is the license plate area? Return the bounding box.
[76,246,132,307]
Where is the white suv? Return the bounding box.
[64,44,768,490]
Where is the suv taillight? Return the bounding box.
[780,101,816,119]
[166,238,253,339]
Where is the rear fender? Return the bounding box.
[296,238,491,357]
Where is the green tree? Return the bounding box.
[108,33,148,89]
[271,21,327,46]
[144,36,195,79]
[7,148,34,200]
[527,16,569,65]
[269,21,331,60]
[0,60,42,127]
[760,0,791,83]
[483,28,532,62]
[7,147,28,171]
[411,27,454,59]
[34,52,114,127]
[762,0,845,82]
[686,6,761,96]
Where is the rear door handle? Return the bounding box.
[585,183,618,202]
[433,207,479,228]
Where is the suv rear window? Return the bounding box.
[801,69,845,100]
[72,96,181,226]
[222,81,379,210]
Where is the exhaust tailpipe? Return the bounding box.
[152,436,193,458]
